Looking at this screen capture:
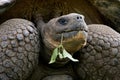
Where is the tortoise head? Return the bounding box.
[40,13,88,65]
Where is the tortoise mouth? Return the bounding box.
[62,31,79,39]
[43,28,87,65]
[55,29,88,41]
[52,29,87,53]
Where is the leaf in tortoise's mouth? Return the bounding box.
[49,34,79,64]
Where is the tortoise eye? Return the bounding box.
[58,18,68,25]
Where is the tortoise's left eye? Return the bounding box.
[58,18,68,25]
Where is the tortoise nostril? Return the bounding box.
[79,16,82,19]
[77,16,82,20]
[77,16,80,19]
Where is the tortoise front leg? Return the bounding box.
[74,24,120,80]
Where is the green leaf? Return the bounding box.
[58,44,64,59]
[49,33,79,64]
[49,47,59,64]
[58,52,63,59]
[62,49,79,62]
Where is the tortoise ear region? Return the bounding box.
[33,14,46,31]
[33,14,44,23]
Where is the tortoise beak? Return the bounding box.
[55,23,88,41]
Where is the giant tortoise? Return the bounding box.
[0,0,120,80]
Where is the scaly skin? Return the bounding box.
[1,14,120,80]
[0,13,88,80]
[74,24,120,80]
[0,19,40,80]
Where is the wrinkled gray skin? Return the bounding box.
[0,13,120,80]
[0,19,40,80]
[29,24,120,80]
[0,13,88,80]
[74,24,120,80]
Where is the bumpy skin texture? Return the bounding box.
[0,19,39,80]
[1,14,120,80]
[74,24,120,80]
